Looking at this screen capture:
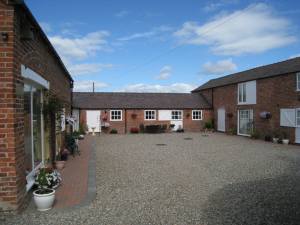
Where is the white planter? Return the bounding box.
[273,138,279,143]
[282,139,289,145]
[33,189,55,211]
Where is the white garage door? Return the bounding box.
[86,110,101,133]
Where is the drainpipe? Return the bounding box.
[124,109,127,133]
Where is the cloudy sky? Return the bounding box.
[26,0,300,92]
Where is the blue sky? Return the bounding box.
[26,0,300,92]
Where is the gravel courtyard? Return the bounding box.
[3,133,300,225]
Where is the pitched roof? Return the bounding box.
[192,57,300,92]
[73,92,211,109]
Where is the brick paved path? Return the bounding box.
[54,135,92,208]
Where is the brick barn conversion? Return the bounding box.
[72,92,212,134]
[1,0,300,214]
[193,57,300,144]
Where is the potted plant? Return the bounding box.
[272,131,280,143]
[55,151,66,170]
[130,127,139,133]
[282,131,289,145]
[250,129,260,139]
[33,167,61,211]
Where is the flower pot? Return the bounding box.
[33,189,55,211]
[55,161,65,170]
[282,139,289,145]
[273,138,279,143]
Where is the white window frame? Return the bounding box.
[171,110,183,120]
[297,73,300,91]
[144,110,156,120]
[110,110,122,121]
[192,110,203,120]
[238,82,247,104]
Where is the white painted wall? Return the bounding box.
[86,110,101,133]
[158,110,171,120]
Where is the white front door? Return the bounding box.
[238,109,253,136]
[86,110,101,133]
[217,108,225,132]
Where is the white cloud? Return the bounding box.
[156,65,172,80]
[115,10,129,18]
[118,25,172,41]
[39,22,51,33]
[174,3,297,55]
[119,83,196,93]
[73,80,109,92]
[203,0,239,12]
[69,63,114,76]
[50,31,110,60]
[202,58,237,75]
[290,54,300,59]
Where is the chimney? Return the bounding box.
[92,82,95,93]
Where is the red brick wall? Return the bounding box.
[199,73,300,142]
[183,109,213,132]
[0,2,72,212]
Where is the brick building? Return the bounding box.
[193,57,300,143]
[0,0,73,212]
[72,92,213,134]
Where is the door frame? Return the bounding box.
[86,110,101,133]
[237,109,253,136]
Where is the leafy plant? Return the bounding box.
[250,129,260,139]
[282,131,289,139]
[79,123,88,135]
[228,128,237,135]
[65,133,76,155]
[204,119,214,129]
[110,129,118,134]
[34,168,62,194]
[273,130,280,138]
[43,95,64,128]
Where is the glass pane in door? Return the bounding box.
[24,85,32,174]
[239,109,253,135]
[32,89,42,167]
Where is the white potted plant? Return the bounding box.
[272,131,280,143]
[282,131,289,145]
[33,167,62,211]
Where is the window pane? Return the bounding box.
[24,85,32,174]
[243,83,246,102]
[33,89,42,167]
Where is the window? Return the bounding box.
[238,83,247,103]
[297,73,300,91]
[110,110,122,121]
[238,81,256,105]
[144,110,156,120]
[192,110,202,120]
[171,110,182,120]
[297,109,300,127]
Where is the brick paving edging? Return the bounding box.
[48,136,97,212]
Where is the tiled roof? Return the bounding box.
[193,57,300,92]
[73,92,211,109]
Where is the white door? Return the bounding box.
[86,110,101,133]
[217,108,225,132]
[238,109,253,136]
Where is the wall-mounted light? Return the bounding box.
[1,32,8,42]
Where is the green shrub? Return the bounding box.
[250,130,260,139]
[228,128,237,135]
[204,119,213,129]
[110,129,118,134]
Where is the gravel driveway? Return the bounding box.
[3,133,300,225]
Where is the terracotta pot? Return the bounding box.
[55,161,65,170]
